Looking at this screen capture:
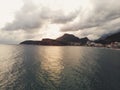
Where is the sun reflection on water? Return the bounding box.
[41,47,64,85]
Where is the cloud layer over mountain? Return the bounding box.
[1,0,120,43]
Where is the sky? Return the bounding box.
[0,0,120,44]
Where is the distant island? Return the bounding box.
[20,32,120,49]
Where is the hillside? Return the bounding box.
[95,32,120,44]
[20,33,89,45]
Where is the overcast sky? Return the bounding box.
[0,0,120,44]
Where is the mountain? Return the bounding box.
[20,40,41,45]
[57,34,89,44]
[57,34,80,42]
[95,32,120,44]
[20,33,90,45]
[20,39,68,46]
[105,32,120,42]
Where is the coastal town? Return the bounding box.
[86,41,120,49]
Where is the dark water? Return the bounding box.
[0,45,120,90]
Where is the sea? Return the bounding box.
[0,45,120,90]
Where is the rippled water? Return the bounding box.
[0,45,120,90]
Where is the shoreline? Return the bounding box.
[0,44,119,50]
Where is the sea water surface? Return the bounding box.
[0,45,120,90]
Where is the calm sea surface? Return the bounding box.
[0,45,120,90]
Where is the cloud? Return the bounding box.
[0,30,25,44]
[51,10,79,24]
[2,1,42,31]
[1,0,120,43]
[2,0,79,31]
[61,0,120,39]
